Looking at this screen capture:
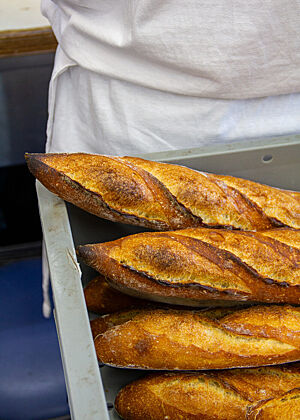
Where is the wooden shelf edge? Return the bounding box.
[0,26,57,58]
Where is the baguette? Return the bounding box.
[115,365,300,420]
[90,306,242,338]
[77,227,300,306]
[246,388,300,419]
[25,153,300,231]
[94,305,300,370]
[84,275,150,314]
[85,275,242,317]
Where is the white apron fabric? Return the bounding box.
[44,0,300,100]
[43,0,300,157]
[41,0,300,316]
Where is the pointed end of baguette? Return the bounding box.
[25,153,48,179]
[76,244,93,260]
[25,153,75,197]
[77,244,103,269]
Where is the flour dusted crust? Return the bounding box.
[25,153,300,230]
[90,306,242,338]
[94,306,300,370]
[115,365,300,420]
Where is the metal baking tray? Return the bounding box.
[36,134,300,419]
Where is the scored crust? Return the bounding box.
[246,388,300,419]
[115,366,300,420]
[94,306,300,370]
[77,228,300,305]
[25,153,300,230]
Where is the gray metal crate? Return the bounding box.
[36,135,300,419]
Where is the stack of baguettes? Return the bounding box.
[26,152,300,419]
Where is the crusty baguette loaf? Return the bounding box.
[25,153,300,230]
[90,306,242,338]
[115,365,300,420]
[246,388,300,419]
[84,275,150,314]
[85,274,242,317]
[77,227,300,306]
[94,305,300,370]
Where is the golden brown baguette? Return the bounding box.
[84,275,151,314]
[85,274,243,318]
[77,227,300,306]
[25,153,300,230]
[90,306,242,338]
[115,365,300,420]
[246,388,300,419]
[94,305,300,370]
